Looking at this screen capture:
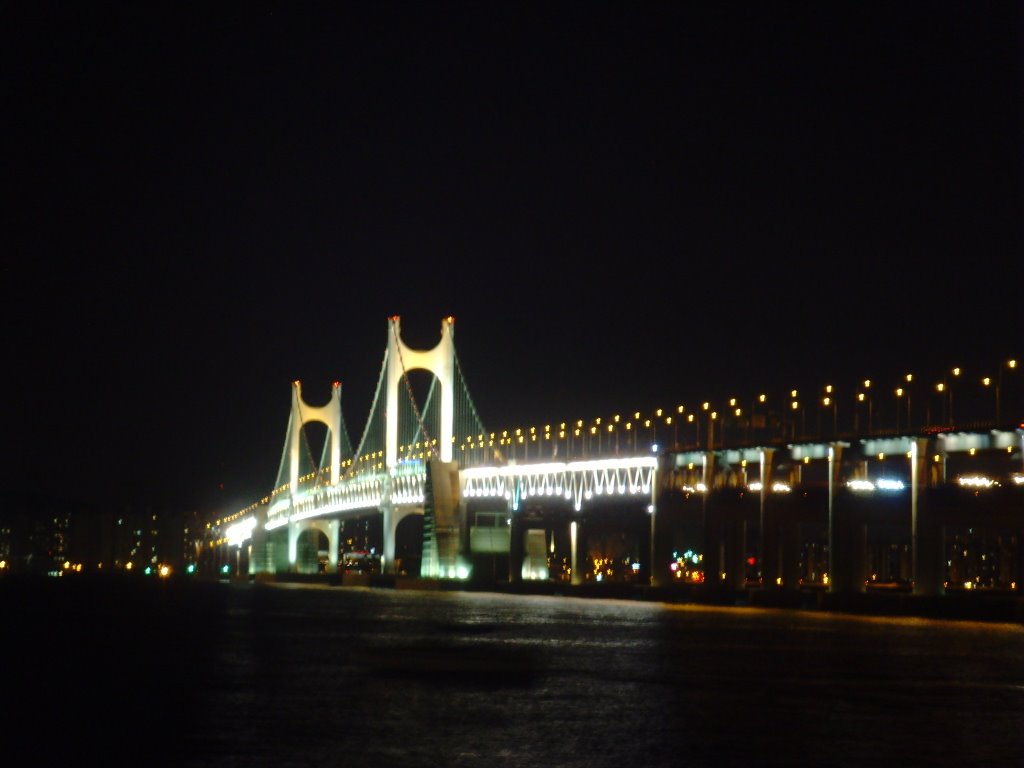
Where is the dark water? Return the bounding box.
[7,578,1024,767]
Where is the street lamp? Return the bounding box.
[749,393,766,442]
[949,367,961,426]
[904,373,914,431]
[863,379,873,434]
[895,387,905,432]
[934,381,945,425]
[821,384,837,437]
[996,358,1018,424]
[822,395,837,438]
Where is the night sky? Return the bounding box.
[6,2,1022,517]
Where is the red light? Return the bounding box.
[747,556,756,566]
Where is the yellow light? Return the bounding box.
[864,379,871,389]
[702,402,709,411]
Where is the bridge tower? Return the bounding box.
[385,315,455,467]
[289,380,344,489]
[286,380,344,572]
[383,315,461,576]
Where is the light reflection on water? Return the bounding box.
[7,578,1022,767]
[183,584,1024,768]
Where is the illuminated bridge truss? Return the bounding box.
[460,457,658,512]
[265,463,428,530]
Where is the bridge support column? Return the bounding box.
[570,519,582,586]
[912,437,944,596]
[827,442,844,593]
[288,522,299,572]
[327,519,340,572]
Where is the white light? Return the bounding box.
[958,475,994,488]
[749,481,763,491]
[847,479,875,492]
[876,478,905,491]
[771,482,792,493]
[225,516,257,546]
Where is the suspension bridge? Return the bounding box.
[216,317,1023,596]
[222,316,657,582]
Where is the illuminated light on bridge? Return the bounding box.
[461,457,657,511]
[748,481,793,493]
[847,478,906,492]
[847,480,876,492]
[875,478,906,491]
[226,516,257,546]
[957,475,996,488]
